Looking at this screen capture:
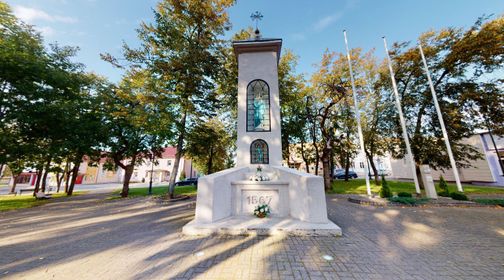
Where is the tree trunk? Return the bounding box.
[120,164,135,198]
[207,145,214,175]
[67,161,80,196]
[330,149,335,179]
[9,175,19,194]
[313,144,320,175]
[300,140,310,173]
[56,172,64,193]
[169,110,187,198]
[64,162,71,193]
[344,151,350,182]
[41,158,51,193]
[321,147,332,191]
[0,163,4,177]
[33,168,43,196]
[366,151,379,185]
[415,164,425,191]
[310,119,320,175]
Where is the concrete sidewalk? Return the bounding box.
[0,193,503,279]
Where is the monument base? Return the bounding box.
[182,216,342,237]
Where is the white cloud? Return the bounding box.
[34,26,55,37]
[313,11,343,32]
[13,5,77,24]
[312,0,359,32]
[291,33,307,41]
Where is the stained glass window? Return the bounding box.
[247,80,270,132]
[250,139,269,164]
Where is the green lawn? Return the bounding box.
[110,185,198,198]
[0,192,83,212]
[330,179,504,195]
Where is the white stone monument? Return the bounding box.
[182,31,341,236]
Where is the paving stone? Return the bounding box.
[0,193,503,279]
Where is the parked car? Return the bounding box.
[333,170,358,179]
[174,177,198,187]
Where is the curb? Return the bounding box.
[347,197,503,208]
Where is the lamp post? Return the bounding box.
[148,154,154,195]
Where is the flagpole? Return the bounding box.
[382,37,421,194]
[343,30,371,196]
[418,43,463,192]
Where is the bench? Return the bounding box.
[35,192,52,199]
[18,188,35,195]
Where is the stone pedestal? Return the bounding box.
[182,166,341,236]
[420,165,438,199]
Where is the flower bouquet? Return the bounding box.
[249,165,270,181]
[253,204,270,218]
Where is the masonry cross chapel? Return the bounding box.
[182,30,341,236]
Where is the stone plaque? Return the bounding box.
[241,190,279,215]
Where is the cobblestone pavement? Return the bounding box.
[0,193,503,280]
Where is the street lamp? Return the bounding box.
[148,154,154,195]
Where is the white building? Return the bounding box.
[389,132,504,186]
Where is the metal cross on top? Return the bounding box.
[250,11,263,30]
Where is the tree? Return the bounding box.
[103,0,234,198]
[380,16,504,188]
[101,70,174,197]
[310,50,349,190]
[278,50,307,161]
[185,118,232,175]
[1,3,105,196]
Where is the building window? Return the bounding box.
[246,80,270,132]
[359,162,364,168]
[167,160,172,166]
[250,139,269,164]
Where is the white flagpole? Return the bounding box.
[382,37,421,194]
[344,30,371,196]
[418,43,464,192]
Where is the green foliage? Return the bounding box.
[379,16,503,171]
[397,192,413,198]
[102,0,235,198]
[330,178,504,195]
[437,175,451,197]
[100,70,174,197]
[450,192,468,201]
[438,176,449,192]
[185,118,232,175]
[179,170,186,181]
[473,198,504,206]
[0,2,109,195]
[379,174,392,198]
[389,197,430,205]
[110,185,196,198]
[0,192,82,211]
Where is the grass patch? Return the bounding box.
[473,198,504,206]
[389,197,430,205]
[0,192,83,211]
[330,179,504,195]
[110,185,197,198]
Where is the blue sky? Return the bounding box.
[6,0,504,82]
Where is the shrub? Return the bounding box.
[450,192,468,201]
[438,176,450,197]
[379,174,392,198]
[473,199,504,206]
[389,197,430,205]
[179,170,186,181]
[397,192,412,198]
